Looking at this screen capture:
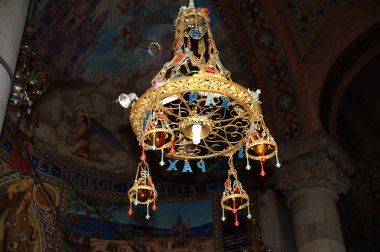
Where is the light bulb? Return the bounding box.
[192,124,202,145]
[117,93,131,108]
[117,93,138,108]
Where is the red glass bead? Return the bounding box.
[224,179,231,188]
[234,215,239,227]
[169,139,176,154]
[260,162,266,177]
[140,148,146,161]
[205,66,216,73]
[173,37,179,50]
[202,8,209,15]
[174,55,184,64]
[156,112,165,120]
[148,131,166,148]
[137,189,151,202]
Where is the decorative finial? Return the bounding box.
[189,0,195,8]
[248,88,262,104]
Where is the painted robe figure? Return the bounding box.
[2,186,38,251]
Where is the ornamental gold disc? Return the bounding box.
[130,74,262,160]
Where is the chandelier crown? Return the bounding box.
[152,5,230,87]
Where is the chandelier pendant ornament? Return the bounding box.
[119,1,281,224]
[139,107,175,164]
[128,161,158,220]
[245,117,281,176]
[10,26,46,118]
[221,156,251,227]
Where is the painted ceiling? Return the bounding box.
[2,1,380,249]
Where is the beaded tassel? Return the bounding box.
[234,213,239,227]
[159,149,165,166]
[134,191,138,205]
[260,162,266,176]
[245,156,251,170]
[232,198,237,214]
[152,199,157,211]
[260,153,266,177]
[140,147,146,161]
[221,208,226,221]
[152,133,156,150]
[145,204,150,219]
[247,204,252,219]
[169,139,176,154]
[128,201,133,215]
[275,153,281,168]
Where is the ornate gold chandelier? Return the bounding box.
[119,1,280,224]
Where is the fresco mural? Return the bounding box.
[0,157,63,251]
[0,135,266,251]
[6,135,34,176]
[0,177,42,251]
[10,0,245,178]
[62,191,214,251]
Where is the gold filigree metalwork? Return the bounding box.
[120,2,281,225]
[128,4,279,161]
[221,156,251,227]
[140,107,174,151]
[128,161,157,220]
[127,3,278,161]
[130,74,263,160]
[245,117,281,176]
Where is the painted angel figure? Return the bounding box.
[65,105,92,159]
[63,105,129,162]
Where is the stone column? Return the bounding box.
[276,132,353,252]
[258,189,296,252]
[287,186,345,252]
[0,0,30,131]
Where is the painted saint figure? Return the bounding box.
[2,179,39,251]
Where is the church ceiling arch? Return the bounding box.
[274,0,351,57]
[299,0,380,132]
[320,22,380,137]
[321,24,380,245]
[210,0,305,142]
